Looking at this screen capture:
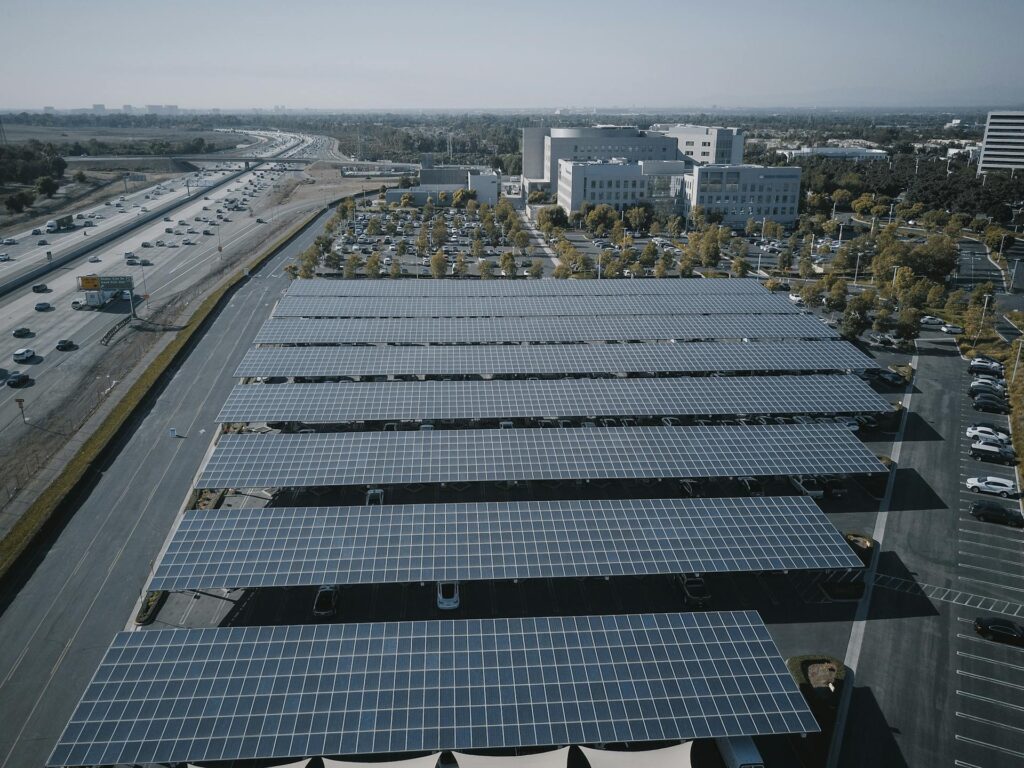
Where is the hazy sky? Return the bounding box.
[4,0,1022,110]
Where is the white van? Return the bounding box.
[715,737,763,768]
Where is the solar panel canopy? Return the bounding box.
[150,496,863,591]
[47,611,818,767]
[195,423,887,489]
[285,277,772,297]
[272,294,799,318]
[234,341,878,378]
[253,315,837,345]
[216,376,891,424]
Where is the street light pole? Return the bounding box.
[973,293,992,348]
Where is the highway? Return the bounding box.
[0,205,331,768]
[0,131,328,524]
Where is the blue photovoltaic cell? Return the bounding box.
[47,612,819,767]
[215,375,892,424]
[233,340,878,378]
[149,496,863,591]
[195,423,887,490]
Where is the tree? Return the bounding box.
[653,259,667,278]
[396,240,407,257]
[389,259,402,278]
[983,225,1015,254]
[745,218,758,237]
[453,253,468,278]
[73,170,87,184]
[466,199,478,215]
[478,259,495,279]
[365,252,382,278]
[625,205,649,233]
[366,217,381,236]
[451,188,476,208]
[4,191,34,213]
[399,193,413,208]
[798,255,814,279]
[825,280,848,312]
[731,257,751,277]
[513,230,530,254]
[840,308,870,339]
[896,308,921,340]
[872,308,893,332]
[471,238,484,260]
[499,252,517,277]
[528,259,544,279]
[35,175,59,198]
[801,281,824,307]
[640,242,658,267]
[536,205,569,233]
[344,254,361,279]
[430,250,447,279]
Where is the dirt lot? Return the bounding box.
[274,162,398,208]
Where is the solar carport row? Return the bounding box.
[150,497,862,591]
[234,340,878,379]
[48,611,818,767]
[272,293,800,318]
[216,375,892,425]
[195,423,887,490]
[253,314,838,345]
[285,276,774,297]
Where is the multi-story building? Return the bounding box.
[556,159,695,215]
[384,169,499,207]
[978,111,1024,176]
[522,126,678,195]
[682,164,802,228]
[650,123,745,164]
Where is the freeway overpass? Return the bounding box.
[65,155,421,172]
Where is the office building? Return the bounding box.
[522,126,679,195]
[384,168,499,207]
[556,158,695,215]
[682,164,802,228]
[650,123,746,164]
[978,111,1024,175]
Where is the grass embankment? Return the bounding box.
[0,207,325,582]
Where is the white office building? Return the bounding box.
[384,169,499,207]
[682,165,802,228]
[556,159,695,215]
[650,124,745,164]
[522,126,679,195]
[978,111,1024,176]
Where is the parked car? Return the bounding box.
[920,315,945,326]
[966,476,1017,497]
[969,501,1023,527]
[969,359,1004,375]
[973,617,1024,646]
[312,585,339,618]
[969,380,1007,398]
[967,424,1011,443]
[970,440,1015,465]
[861,368,906,387]
[940,324,965,334]
[436,581,460,610]
[973,395,1010,414]
[680,575,711,608]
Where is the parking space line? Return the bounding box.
[957,669,1024,691]
[957,540,1024,557]
[956,689,1024,713]
[958,650,1024,672]
[958,633,1024,651]
[958,552,1024,569]
[956,711,1024,735]
[954,760,985,768]
[959,575,1024,594]
[958,527,1024,542]
[954,734,1024,758]
[872,574,1024,616]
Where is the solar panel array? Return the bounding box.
[272,293,800,318]
[235,340,878,378]
[195,424,886,490]
[286,277,772,297]
[150,497,863,590]
[217,376,891,424]
[47,611,818,767]
[254,314,838,345]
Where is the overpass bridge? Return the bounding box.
[63,154,319,169]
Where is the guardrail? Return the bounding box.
[0,167,252,300]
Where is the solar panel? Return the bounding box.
[149,496,863,591]
[272,293,800,318]
[253,315,837,345]
[286,277,772,297]
[234,341,878,378]
[216,376,891,424]
[47,611,818,767]
[195,424,887,490]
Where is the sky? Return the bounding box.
[3,0,1023,110]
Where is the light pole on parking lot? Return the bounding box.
[972,293,992,348]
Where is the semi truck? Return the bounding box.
[44,214,74,233]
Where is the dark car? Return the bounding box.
[974,617,1024,646]
[973,395,1010,414]
[12,327,31,338]
[681,575,711,608]
[970,501,1023,526]
[861,369,905,387]
[31,283,48,293]
[55,339,76,351]
[5,372,29,388]
[313,585,339,618]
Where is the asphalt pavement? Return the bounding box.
[0,206,331,768]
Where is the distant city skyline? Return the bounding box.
[3,0,1022,110]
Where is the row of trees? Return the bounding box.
[0,142,67,185]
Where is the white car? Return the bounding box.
[967,476,1017,497]
[941,324,965,334]
[788,293,803,303]
[920,315,945,326]
[967,424,1011,443]
[436,581,460,610]
[12,348,34,363]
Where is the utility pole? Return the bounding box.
[14,398,26,424]
[973,293,992,348]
